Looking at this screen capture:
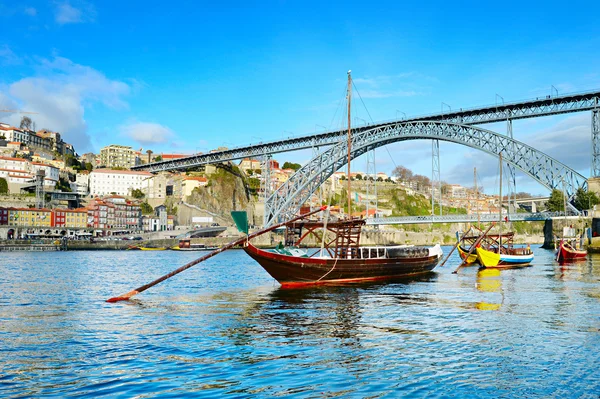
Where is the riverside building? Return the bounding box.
[89,168,153,197]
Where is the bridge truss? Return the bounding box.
[133,89,600,173]
[264,121,587,225]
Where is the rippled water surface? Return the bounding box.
[1,247,599,398]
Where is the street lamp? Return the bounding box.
[396,110,406,120]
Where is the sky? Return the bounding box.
[0,0,599,196]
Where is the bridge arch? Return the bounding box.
[264,121,587,225]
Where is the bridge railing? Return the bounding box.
[366,212,572,225]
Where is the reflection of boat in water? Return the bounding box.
[556,239,587,263]
[170,239,218,251]
[475,268,502,311]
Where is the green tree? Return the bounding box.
[573,187,600,211]
[355,174,362,180]
[546,189,565,212]
[131,188,145,199]
[282,162,301,171]
[153,155,163,162]
[0,177,8,194]
[56,177,72,192]
[140,202,154,215]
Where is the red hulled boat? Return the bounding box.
[556,239,587,263]
[243,219,443,287]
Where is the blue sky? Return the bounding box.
[0,0,599,195]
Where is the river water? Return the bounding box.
[1,247,599,398]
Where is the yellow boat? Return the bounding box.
[127,245,166,251]
[475,246,534,268]
[457,245,478,265]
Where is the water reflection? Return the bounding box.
[475,268,503,311]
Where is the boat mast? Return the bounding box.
[347,70,352,218]
[499,153,503,249]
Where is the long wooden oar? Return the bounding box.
[437,226,472,268]
[107,207,326,302]
[452,223,495,274]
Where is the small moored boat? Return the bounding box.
[556,239,587,262]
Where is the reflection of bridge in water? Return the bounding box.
[131,89,600,226]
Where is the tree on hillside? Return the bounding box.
[413,174,431,191]
[20,116,34,131]
[140,202,154,215]
[0,177,8,194]
[573,187,599,211]
[153,155,162,162]
[146,150,153,164]
[283,162,301,171]
[131,189,145,199]
[355,174,362,180]
[546,189,565,212]
[392,165,413,181]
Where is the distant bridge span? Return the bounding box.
[264,121,587,225]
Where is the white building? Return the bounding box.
[89,169,153,197]
[30,162,60,186]
[70,172,90,195]
[0,156,58,192]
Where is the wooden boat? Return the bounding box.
[243,219,443,287]
[556,239,587,262]
[472,153,534,269]
[475,246,534,268]
[127,245,166,251]
[457,244,478,265]
[239,71,443,287]
[171,239,217,251]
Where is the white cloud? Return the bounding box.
[24,7,37,16]
[120,122,175,145]
[0,45,21,65]
[54,0,96,25]
[352,72,434,99]
[3,55,131,152]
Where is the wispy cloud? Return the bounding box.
[0,44,22,65]
[119,122,175,146]
[24,7,37,16]
[4,55,131,151]
[353,72,435,99]
[54,0,96,25]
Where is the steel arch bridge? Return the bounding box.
[264,121,587,225]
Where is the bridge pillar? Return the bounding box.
[542,219,554,249]
[593,108,600,176]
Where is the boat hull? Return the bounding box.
[457,245,479,265]
[475,247,534,268]
[556,242,587,262]
[244,243,442,287]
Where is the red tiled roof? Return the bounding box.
[0,156,27,162]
